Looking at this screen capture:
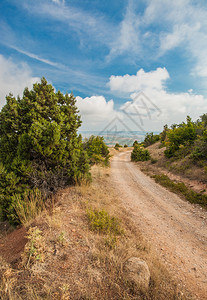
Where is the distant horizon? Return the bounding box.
[79,130,161,146]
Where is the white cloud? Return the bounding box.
[76,95,118,130]
[9,45,63,68]
[144,0,207,77]
[108,68,170,93]
[107,1,141,61]
[0,54,39,108]
[51,0,65,4]
[107,68,207,131]
[23,1,115,50]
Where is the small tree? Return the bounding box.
[114,143,122,150]
[144,132,160,147]
[164,116,196,158]
[83,135,110,166]
[0,78,90,223]
[133,140,139,147]
[131,144,150,161]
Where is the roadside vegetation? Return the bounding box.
[131,114,207,207]
[0,166,186,299]
[152,174,207,208]
[83,135,110,166]
[0,78,110,226]
[131,144,151,162]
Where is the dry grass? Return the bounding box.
[12,189,46,226]
[0,164,191,299]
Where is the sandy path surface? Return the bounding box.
[111,151,207,299]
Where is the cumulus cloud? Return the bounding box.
[0,54,39,108]
[108,68,207,131]
[108,68,170,93]
[76,95,118,130]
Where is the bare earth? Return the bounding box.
[111,151,207,300]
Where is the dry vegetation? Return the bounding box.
[0,164,189,299]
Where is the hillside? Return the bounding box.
[0,157,191,300]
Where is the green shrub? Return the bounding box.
[0,78,90,224]
[191,129,207,161]
[86,208,123,235]
[164,116,196,158]
[143,132,160,147]
[124,144,128,148]
[83,135,110,166]
[114,143,122,150]
[131,144,151,161]
[133,140,139,147]
[160,124,169,142]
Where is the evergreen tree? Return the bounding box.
[0,77,90,223]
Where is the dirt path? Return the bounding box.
[111,151,207,299]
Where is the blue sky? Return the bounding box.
[1,0,207,131]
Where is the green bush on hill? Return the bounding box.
[83,135,110,166]
[0,77,90,224]
[164,116,196,158]
[131,144,151,161]
[143,132,160,147]
[133,140,139,147]
[114,143,122,150]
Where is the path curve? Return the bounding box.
[111,151,207,299]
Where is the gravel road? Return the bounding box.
[111,151,207,299]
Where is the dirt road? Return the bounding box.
[111,151,207,299]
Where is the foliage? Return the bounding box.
[133,140,139,147]
[164,116,196,158]
[160,124,169,142]
[124,144,128,148]
[191,129,207,161]
[143,132,160,147]
[83,135,110,166]
[0,77,90,224]
[131,144,151,162]
[86,208,123,235]
[114,143,122,150]
[152,174,207,207]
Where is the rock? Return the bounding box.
[124,257,150,290]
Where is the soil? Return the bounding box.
[111,151,207,300]
[0,226,27,266]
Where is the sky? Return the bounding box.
[1,0,207,132]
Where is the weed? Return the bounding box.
[22,226,46,267]
[86,208,123,236]
[58,231,67,246]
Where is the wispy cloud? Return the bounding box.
[107,0,141,61]
[22,0,115,49]
[9,45,62,68]
[144,0,207,77]
[51,0,65,4]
